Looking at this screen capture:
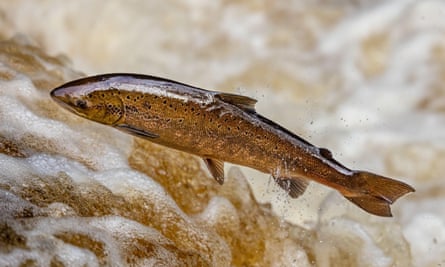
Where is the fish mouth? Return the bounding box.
[51,87,72,109]
[50,88,65,105]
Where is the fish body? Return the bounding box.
[51,73,414,216]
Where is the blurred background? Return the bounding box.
[1,0,444,266]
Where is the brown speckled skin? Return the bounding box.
[51,73,414,216]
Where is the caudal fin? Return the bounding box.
[343,171,414,217]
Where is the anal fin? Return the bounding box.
[275,177,309,198]
[203,158,225,185]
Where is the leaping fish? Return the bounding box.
[50,73,414,217]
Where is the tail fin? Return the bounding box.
[344,171,414,217]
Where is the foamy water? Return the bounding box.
[0,1,444,266]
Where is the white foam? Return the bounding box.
[0,77,132,171]
[92,168,181,212]
[197,196,240,227]
[1,0,445,265]
[404,213,445,266]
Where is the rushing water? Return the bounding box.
[0,1,444,266]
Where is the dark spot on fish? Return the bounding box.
[75,99,87,109]
[163,100,167,104]
[178,118,183,123]
[113,107,121,114]
[169,104,173,108]
[126,95,131,100]
[124,105,138,114]
[143,102,151,109]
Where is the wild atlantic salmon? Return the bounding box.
[50,73,414,217]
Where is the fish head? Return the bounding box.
[50,77,124,125]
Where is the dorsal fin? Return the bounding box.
[215,93,257,112]
[274,177,309,198]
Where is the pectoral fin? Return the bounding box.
[203,158,225,185]
[275,177,309,198]
[115,124,160,139]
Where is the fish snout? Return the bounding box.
[50,85,89,114]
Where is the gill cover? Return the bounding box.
[84,90,125,125]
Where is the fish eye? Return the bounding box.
[75,99,88,109]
